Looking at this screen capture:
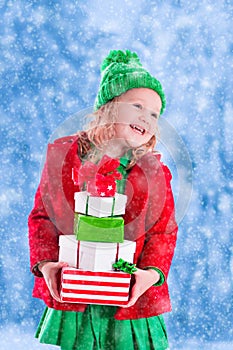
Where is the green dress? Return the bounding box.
[36,305,168,350]
[35,154,169,350]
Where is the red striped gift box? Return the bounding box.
[60,267,131,306]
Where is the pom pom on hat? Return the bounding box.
[94,49,166,115]
[101,50,142,71]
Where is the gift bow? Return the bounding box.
[73,155,122,196]
[112,258,137,274]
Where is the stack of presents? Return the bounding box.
[59,156,136,306]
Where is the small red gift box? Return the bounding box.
[60,267,131,306]
[73,155,122,197]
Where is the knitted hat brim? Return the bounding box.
[94,71,166,114]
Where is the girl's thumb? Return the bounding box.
[58,261,69,268]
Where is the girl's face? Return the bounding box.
[114,88,162,150]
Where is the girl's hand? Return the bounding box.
[122,268,160,308]
[39,261,69,302]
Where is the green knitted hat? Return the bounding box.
[94,49,166,115]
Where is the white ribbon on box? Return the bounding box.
[59,235,136,271]
[74,191,127,217]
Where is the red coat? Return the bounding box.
[28,135,178,320]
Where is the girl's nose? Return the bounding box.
[138,110,150,125]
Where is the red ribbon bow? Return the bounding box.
[73,155,122,197]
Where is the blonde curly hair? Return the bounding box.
[78,98,158,169]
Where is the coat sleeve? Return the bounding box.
[28,149,60,277]
[137,160,178,280]
[28,136,81,277]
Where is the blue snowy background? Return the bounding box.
[0,1,233,349]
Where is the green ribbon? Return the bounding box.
[111,196,116,217]
[116,150,132,194]
[112,258,137,274]
[85,194,89,215]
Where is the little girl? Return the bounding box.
[29,49,178,350]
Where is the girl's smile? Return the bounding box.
[129,124,146,135]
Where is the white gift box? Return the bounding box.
[59,235,136,271]
[74,191,127,217]
[60,267,131,306]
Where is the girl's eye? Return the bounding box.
[133,103,142,109]
[151,113,158,119]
